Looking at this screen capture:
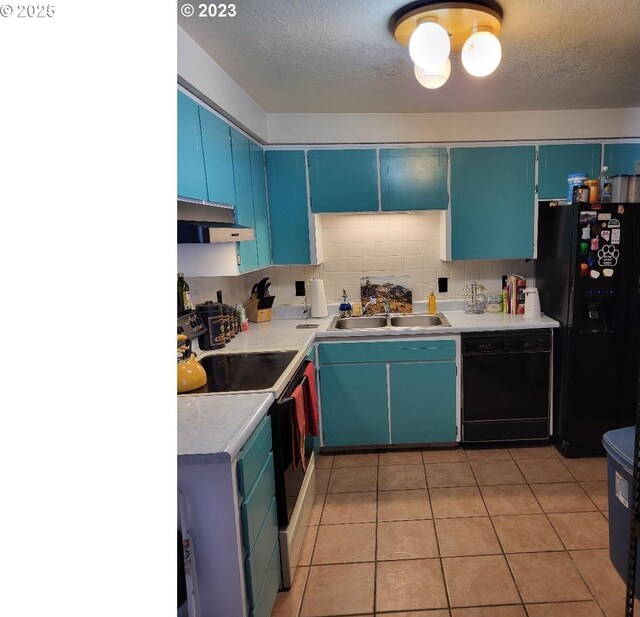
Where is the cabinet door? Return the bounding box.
[380,148,448,211]
[231,129,258,272]
[266,150,311,265]
[250,142,271,269]
[538,144,602,199]
[603,143,640,176]
[199,105,236,206]
[320,363,389,446]
[390,362,457,444]
[177,91,207,200]
[450,146,535,260]
[308,149,379,212]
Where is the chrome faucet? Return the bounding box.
[363,295,390,316]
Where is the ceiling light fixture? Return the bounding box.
[390,1,503,89]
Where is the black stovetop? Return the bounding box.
[182,350,298,394]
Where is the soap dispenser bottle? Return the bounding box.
[339,289,352,318]
[428,288,437,315]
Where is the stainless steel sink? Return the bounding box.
[330,316,388,330]
[390,313,451,327]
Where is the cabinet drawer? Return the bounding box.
[244,497,279,607]
[249,541,281,617]
[241,452,276,554]
[237,416,272,498]
[319,339,456,364]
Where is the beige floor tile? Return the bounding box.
[492,514,563,553]
[300,562,375,617]
[321,492,376,524]
[377,519,439,560]
[516,458,574,483]
[562,457,608,481]
[270,566,309,617]
[379,450,424,465]
[297,526,318,566]
[581,480,610,511]
[597,597,640,617]
[480,484,542,515]
[312,522,375,564]
[377,488,432,521]
[376,558,448,612]
[471,460,526,485]
[506,552,592,603]
[451,607,526,617]
[423,448,468,463]
[548,511,609,549]
[509,445,560,460]
[425,462,476,488]
[530,482,598,513]
[331,452,378,468]
[308,495,324,525]
[315,469,330,495]
[525,600,605,617]
[430,486,488,518]
[314,454,334,469]
[435,517,501,557]
[379,464,427,490]
[570,549,627,600]
[380,612,450,617]
[443,555,520,607]
[327,466,377,493]
[464,448,513,461]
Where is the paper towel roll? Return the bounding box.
[310,278,328,318]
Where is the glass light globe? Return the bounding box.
[409,21,451,72]
[461,29,502,77]
[414,59,451,89]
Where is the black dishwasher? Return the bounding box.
[462,330,552,443]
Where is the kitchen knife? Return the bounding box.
[256,277,269,298]
[264,282,271,296]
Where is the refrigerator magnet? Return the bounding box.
[590,238,599,250]
[603,268,614,277]
[608,218,621,228]
[580,242,589,255]
[581,226,591,240]
[601,230,611,242]
[580,211,598,224]
[580,263,589,276]
[590,269,601,279]
[618,205,625,214]
[598,213,612,221]
[611,229,621,244]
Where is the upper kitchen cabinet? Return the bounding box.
[308,149,379,212]
[538,143,602,199]
[449,146,536,260]
[231,129,259,273]
[249,142,272,269]
[266,150,311,265]
[177,91,207,201]
[380,147,448,211]
[603,143,640,176]
[199,105,236,206]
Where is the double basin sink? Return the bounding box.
[329,312,451,331]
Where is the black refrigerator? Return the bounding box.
[536,201,640,457]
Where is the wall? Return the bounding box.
[186,211,535,309]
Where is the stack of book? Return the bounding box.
[505,274,526,315]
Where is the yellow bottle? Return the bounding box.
[428,288,437,314]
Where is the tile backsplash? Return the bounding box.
[186,212,535,308]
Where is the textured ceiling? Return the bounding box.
[178,0,640,113]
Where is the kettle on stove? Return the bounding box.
[523,287,541,319]
[177,334,207,393]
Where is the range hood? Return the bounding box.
[177,199,255,243]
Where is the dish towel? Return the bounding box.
[302,362,320,437]
[290,383,307,471]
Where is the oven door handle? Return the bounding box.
[278,374,308,406]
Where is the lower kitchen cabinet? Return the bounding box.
[318,339,458,447]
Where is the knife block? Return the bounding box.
[245,294,274,323]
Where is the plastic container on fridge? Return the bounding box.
[627,175,640,203]
[610,175,630,202]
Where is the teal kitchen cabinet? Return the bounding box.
[538,143,602,199]
[308,149,379,212]
[390,362,456,443]
[177,91,207,201]
[199,105,236,206]
[266,150,312,265]
[450,146,535,260]
[320,363,389,446]
[380,147,448,211]
[250,142,272,269]
[231,129,259,272]
[603,143,640,176]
